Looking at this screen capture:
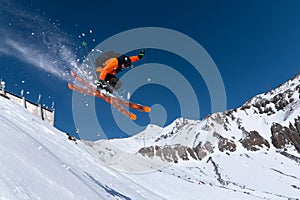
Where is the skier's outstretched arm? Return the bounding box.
[130,50,145,63]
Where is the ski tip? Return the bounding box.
[67,83,73,89]
[144,106,151,112]
[130,104,151,112]
[130,113,137,120]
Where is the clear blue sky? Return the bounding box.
[1,0,300,140]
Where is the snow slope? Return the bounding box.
[0,96,162,200]
[1,92,276,200]
[1,74,300,200]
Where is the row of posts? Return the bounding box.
[0,80,55,126]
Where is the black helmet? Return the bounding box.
[123,56,132,67]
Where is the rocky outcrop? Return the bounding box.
[138,144,190,163]
[239,129,270,151]
[138,141,215,163]
[138,146,155,157]
[207,157,226,185]
[193,141,214,160]
[213,132,236,152]
[271,118,300,152]
[138,138,236,163]
[240,81,300,116]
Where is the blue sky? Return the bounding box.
[1,0,300,140]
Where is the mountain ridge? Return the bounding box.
[131,73,300,163]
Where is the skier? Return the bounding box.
[96,50,145,93]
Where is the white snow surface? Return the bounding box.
[1,74,300,199]
[0,97,162,200]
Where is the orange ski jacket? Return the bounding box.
[96,55,140,81]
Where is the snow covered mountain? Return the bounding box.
[86,74,300,199]
[132,73,300,163]
[0,74,300,199]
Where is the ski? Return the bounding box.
[70,71,151,113]
[70,71,96,92]
[68,83,137,120]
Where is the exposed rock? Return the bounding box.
[162,145,176,163]
[279,151,300,163]
[271,120,300,152]
[194,142,214,160]
[240,104,251,111]
[295,117,300,134]
[176,144,189,161]
[138,146,154,157]
[187,147,197,160]
[155,145,162,158]
[240,130,270,151]
[217,135,236,152]
[139,144,190,163]
[207,157,226,185]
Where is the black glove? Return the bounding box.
[115,65,123,73]
[138,50,145,59]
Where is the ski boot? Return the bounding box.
[97,80,113,94]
